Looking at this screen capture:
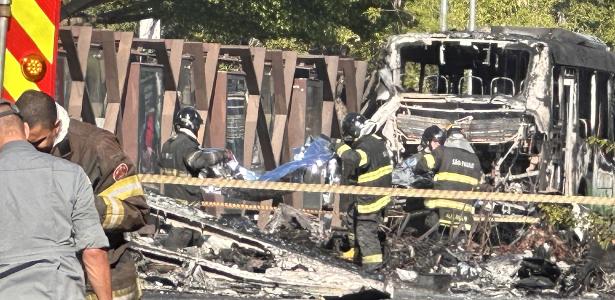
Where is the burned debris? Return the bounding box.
[131,194,387,298]
[125,26,615,299]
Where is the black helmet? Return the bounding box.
[341,112,367,141]
[174,106,203,135]
[421,125,446,150]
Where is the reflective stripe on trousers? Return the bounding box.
[433,172,479,186]
[357,195,391,214]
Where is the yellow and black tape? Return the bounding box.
[138,174,615,207]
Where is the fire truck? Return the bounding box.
[0,0,61,100]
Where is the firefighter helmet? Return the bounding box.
[420,125,446,150]
[174,106,203,135]
[341,112,367,141]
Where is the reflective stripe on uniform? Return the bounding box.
[425,153,435,169]
[358,165,393,183]
[336,144,351,157]
[340,248,355,261]
[362,254,383,264]
[434,172,479,186]
[357,195,390,214]
[357,149,368,167]
[100,196,125,229]
[98,175,144,229]
[440,219,473,230]
[424,199,475,213]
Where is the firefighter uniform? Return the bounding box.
[335,134,393,268]
[52,117,149,299]
[415,135,482,229]
[160,128,203,202]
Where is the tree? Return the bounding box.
[67,0,615,62]
[73,0,408,61]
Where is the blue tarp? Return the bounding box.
[256,136,333,182]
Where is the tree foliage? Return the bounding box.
[79,0,408,59]
[73,0,615,62]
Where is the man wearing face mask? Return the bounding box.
[16,90,149,300]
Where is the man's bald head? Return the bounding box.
[0,102,29,148]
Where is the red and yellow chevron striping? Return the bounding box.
[3,0,60,101]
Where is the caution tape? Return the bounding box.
[475,215,540,224]
[139,174,615,206]
[200,201,328,215]
[199,200,540,224]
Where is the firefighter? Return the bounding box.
[410,124,446,186]
[160,106,205,202]
[16,90,149,300]
[398,125,447,229]
[332,112,393,273]
[414,124,482,230]
[418,125,446,159]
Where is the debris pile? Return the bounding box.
[130,194,387,299]
[388,222,615,298]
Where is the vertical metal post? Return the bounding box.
[0,0,12,93]
[466,0,477,95]
[439,0,448,32]
[469,0,476,32]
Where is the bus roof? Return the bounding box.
[387,27,615,73]
[491,26,615,73]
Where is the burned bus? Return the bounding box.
[367,27,615,197]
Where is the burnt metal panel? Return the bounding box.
[93,30,133,133]
[160,39,185,146]
[340,59,358,112]
[355,60,368,104]
[283,51,298,106]
[297,55,338,102]
[59,26,91,121]
[267,50,297,165]
[322,101,334,137]
[203,43,220,110]
[257,101,275,171]
[219,46,265,95]
[165,39,184,86]
[284,79,308,208]
[183,42,207,108]
[205,71,228,148]
[59,26,90,81]
[116,32,134,99]
[121,62,141,163]
[95,30,120,105]
[182,42,207,142]
[132,39,176,91]
[241,47,267,168]
[243,94,260,168]
[397,114,522,143]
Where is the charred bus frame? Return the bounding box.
[370,27,615,197]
